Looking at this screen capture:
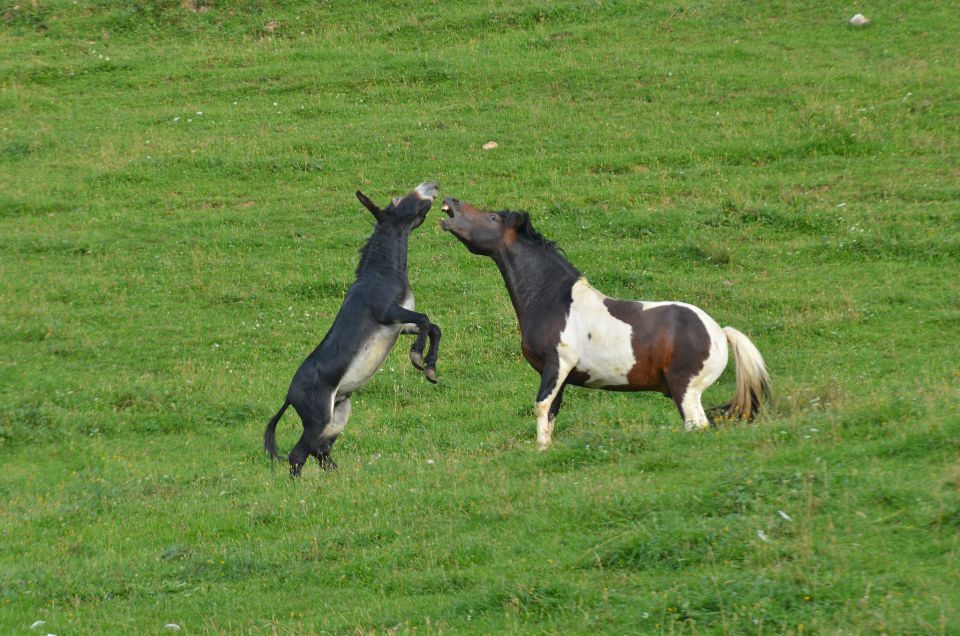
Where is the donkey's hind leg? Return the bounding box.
[313,395,351,471]
[288,388,335,478]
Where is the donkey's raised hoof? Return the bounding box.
[409,348,425,370]
[423,366,438,384]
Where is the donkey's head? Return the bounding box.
[356,181,438,231]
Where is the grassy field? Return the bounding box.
[2,1,959,633]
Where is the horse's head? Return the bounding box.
[439,197,515,255]
[356,181,438,230]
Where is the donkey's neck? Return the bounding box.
[355,224,410,280]
[492,240,581,328]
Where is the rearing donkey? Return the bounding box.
[265,182,442,476]
[440,197,770,449]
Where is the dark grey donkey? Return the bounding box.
[264,181,442,477]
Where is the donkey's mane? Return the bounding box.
[499,211,563,255]
[354,221,404,278]
[355,235,375,278]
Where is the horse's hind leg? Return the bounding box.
[665,373,710,431]
[313,395,351,470]
[679,388,710,431]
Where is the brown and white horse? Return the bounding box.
[440,197,771,449]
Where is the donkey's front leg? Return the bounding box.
[380,305,441,383]
[420,323,442,383]
[534,356,574,450]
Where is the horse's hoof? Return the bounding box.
[424,366,438,384]
[289,464,303,479]
[410,350,424,370]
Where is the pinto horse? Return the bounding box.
[264,182,442,476]
[440,197,771,449]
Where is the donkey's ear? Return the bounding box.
[356,190,386,222]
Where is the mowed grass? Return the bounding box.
[1,1,959,633]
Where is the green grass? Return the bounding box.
[2,0,959,633]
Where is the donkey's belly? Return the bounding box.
[338,325,403,394]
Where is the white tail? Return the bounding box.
[722,326,771,420]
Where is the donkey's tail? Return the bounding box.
[263,401,290,459]
[720,327,771,421]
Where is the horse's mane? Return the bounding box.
[499,211,563,255]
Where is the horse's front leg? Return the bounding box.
[534,356,574,450]
[380,305,441,383]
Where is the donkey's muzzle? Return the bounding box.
[414,181,439,200]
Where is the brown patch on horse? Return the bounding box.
[502,225,518,248]
[602,300,711,396]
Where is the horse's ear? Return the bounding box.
[356,190,386,223]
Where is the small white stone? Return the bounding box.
[849,13,870,27]
[164,624,181,632]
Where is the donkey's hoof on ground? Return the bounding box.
[409,349,424,370]
[319,455,339,471]
[423,366,438,384]
[536,441,552,452]
[289,464,303,479]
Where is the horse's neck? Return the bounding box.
[494,242,580,327]
[355,224,410,280]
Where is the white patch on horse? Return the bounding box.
[556,281,731,429]
[558,279,636,388]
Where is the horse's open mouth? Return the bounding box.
[439,199,456,231]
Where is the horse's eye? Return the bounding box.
[392,197,401,206]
